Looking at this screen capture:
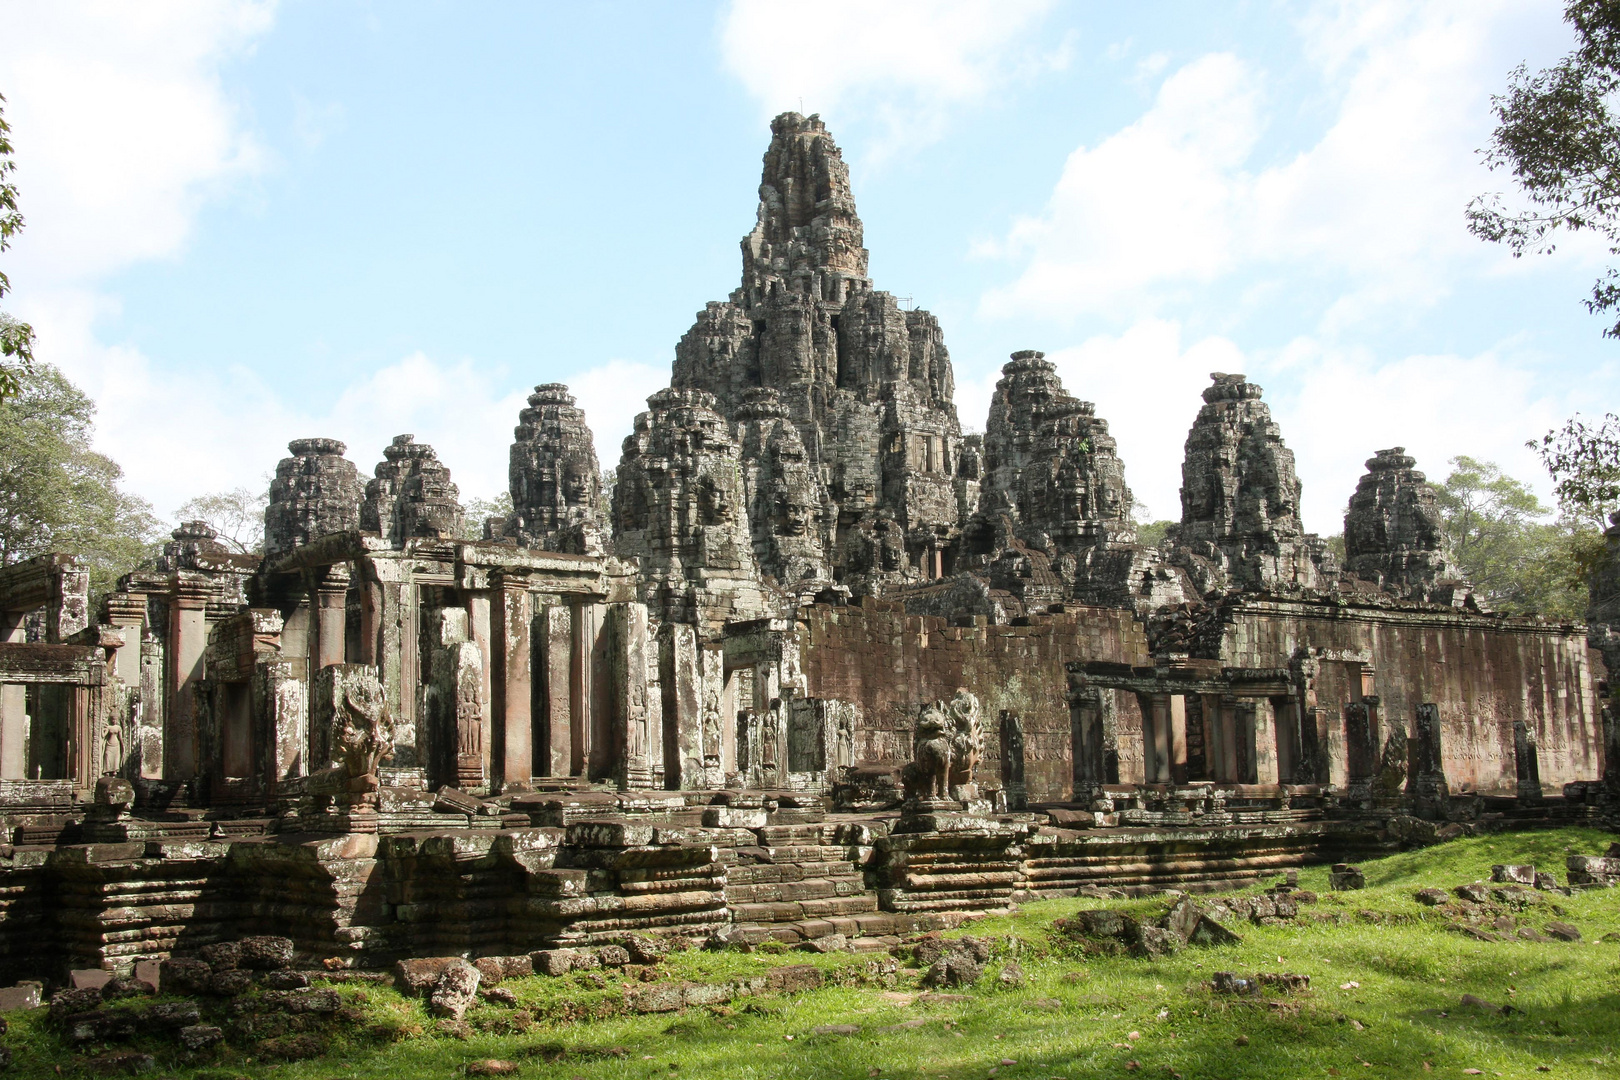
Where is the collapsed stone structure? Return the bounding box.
[0,113,1612,982]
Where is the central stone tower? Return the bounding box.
[661,112,971,597]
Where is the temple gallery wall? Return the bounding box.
[0,113,1613,980]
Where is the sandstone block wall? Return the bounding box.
[1214,597,1604,793]
[797,599,1150,802]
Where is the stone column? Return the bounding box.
[1513,719,1543,802]
[571,601,607,779]
[70,684,96,787]
[313,566,349,672]
[1343,701,1374,800]
[1148,694,1171,784]
[1252,698,1279,786]
[609,602,659,789]
[661,624,703,789]
[258,658,308,793]
[165,577,210,782]
[1168,695,1188,784]
[0,609,28,779]
[1410,702,1450,820]
[1070,690,1106,799]
[465,590,493,780]
[999,709,1026,810]
[491,575,533,791]
[47,563,90,642]
[1220,695,1241,784]
[536,603,572,777]
[1203,694,1225,782]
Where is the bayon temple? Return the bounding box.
[0,112,1614,979]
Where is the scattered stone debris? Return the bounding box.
[1330,864,1366,891]
[1211,971,1310,995]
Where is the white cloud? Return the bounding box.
[563,359,671,474]
[981,0,1583,327]
[0,0,274,283]
[719,0,1067,154]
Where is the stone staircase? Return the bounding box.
[720,821,968,946]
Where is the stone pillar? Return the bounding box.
[491,575,533,791]
[571,601,609,779]
[661,624,703,789]
[536,603,572,777]
[0,610,27,779]
[1513,719,1543,802]
[1203,694,1225,782]
[609,602,659,789]
[47,564,90,642]
[1410,702,1450,820]
[1148,694,1172,784]
[999,709,1026,810]
[313,566,349,672]
[465,590,493,779]
[70,684,96,787]
[165,577,210,782]
[1070,690,1106,799]
[1252,698,1279,786]
[1220,695,1241,784]
[1343,701,1375,800]
[1168,695,1188,783]
[258,658,308,793]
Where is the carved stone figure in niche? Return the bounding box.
[102,709,126,777]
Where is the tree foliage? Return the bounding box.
[458,492,514,541]
[174,487,268,554]
[0,92,35,399]
[1434,455,1593,619]
[0,364,161,596]
[1531,410,1620,527]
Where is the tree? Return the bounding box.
[0,363,161,596]
[1433,455,1591,619]
[1532,410,1620,527]
[174,487,268,554]
[0,92,35,398]
[458,492,514,541]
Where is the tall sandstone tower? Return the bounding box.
[666,112,970,593]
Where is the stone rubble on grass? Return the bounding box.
[1329,864,1366,891]
[427,959,481,1020]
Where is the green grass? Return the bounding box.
[6,826,1619,1080]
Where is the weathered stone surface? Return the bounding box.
[0,984,41,1012]
[264,438,362,559]
[177,1024,224,1050]
[1344,448,1456,596]
[238,935,296,970]
[1492,864,1536,886]
[361,435,463,546]
[506,384,605,554]
[428,959,481,1020]
[613,388,771,633]
[1173,373,1328,594]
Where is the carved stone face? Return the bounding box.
[772,486,810,537]
[562,461,591,507]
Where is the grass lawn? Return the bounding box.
[5,826,1618,1080]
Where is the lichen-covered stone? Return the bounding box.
[1174,373,1328,593]
[1344,448,1455,595]
[506,384,604,554]
[361,435,464,546]
[264,438,363,559]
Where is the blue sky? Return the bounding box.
[2,0,1614,533]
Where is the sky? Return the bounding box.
[1,0,1616,535]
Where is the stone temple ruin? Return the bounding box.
[0,112,1613,981]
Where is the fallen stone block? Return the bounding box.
[177,1024,224,1051]
[143,1001,201,1028]
[1491,864,1536,885]
[996,961,1025,989]
[766,965,824,993]
[434,786,485,815]
[0,983,41,1012]
[70,969,113,991]
[1187,915,1242,947]
[159,959,211,995]
[395,956,458,995]
[65,1008,140,1044]
[429,959,481,1020]
[1415,888,1449,906]
[199,941,242,970]
[238,935,296,970]
[1545,921,1582,941]
[1329,864,1365,891]
[84,1051,156,1075]
[1454,883,1490,903]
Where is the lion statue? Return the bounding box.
[902,703,954,803]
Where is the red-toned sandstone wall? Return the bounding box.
[798,598,1151,803]
[1215,599,1604,793]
